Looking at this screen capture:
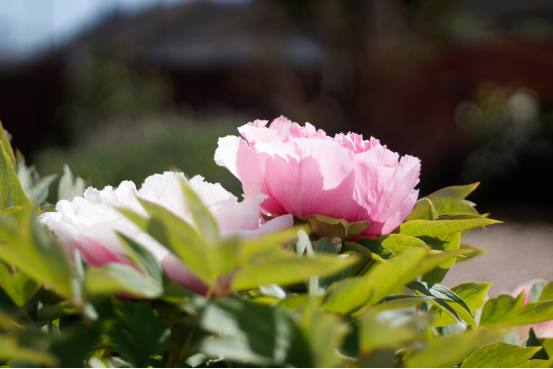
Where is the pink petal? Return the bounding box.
[268,116,294,141]
[221,214,294,239]
[350,147,421,234]
[255,137,357,219]
[334,132,381,155]
[215,136,285,214]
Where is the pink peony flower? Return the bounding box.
[511,280,553,339]
[215,116,421,236]
[38,172,293,295]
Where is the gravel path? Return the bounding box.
[442,221,553,296]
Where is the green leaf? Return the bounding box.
[377,234,428,254]
[306,214,369,240]
[397,217,501,238]
[0,264,40,307]
[422,232,461,283]
[179,177,220,246]
[480,293,553,328]
[366,295,434,313]
[299,298,349,367]
[322,248,463,315]
[214,227,299,274]
[116,232,163,283]
[406,280,475,328]
[404,329,502,368]
[231,253,359,291]
[358,312,419,353]
[199,297,312,367]
[109,301,170,367]
[134,199,215,285]
[57,164,86,201]
[461,341,542,368]
[407,183,480,222]
[0,335,58,366]
[0,141,32,223]
[430,282,492,327]
[539,282,553,302]
[406,198,439,221]
[0,212,73,297]
[0,205,23,216]
[49,326,103,367]
[17,160,58,205]
[84,263,162,298]
[456,243,489,263]
[527,328,549,360]
[0,121,16,168]
[343,238,394,261]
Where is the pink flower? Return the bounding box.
[38,172,293,295]
[215,116,421,236]
[511,280,553,338]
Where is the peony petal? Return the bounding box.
[255,137,357,219]
[268,116,294,141]
[221,213,294,239]
[367,189,419,235]
[350,147,421,233]
[138,172,187,219]
[334,132,381,155]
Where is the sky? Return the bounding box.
[0,0,190,59]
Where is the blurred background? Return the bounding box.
[2,0,553,293]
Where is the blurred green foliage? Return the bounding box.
[32,114,245,203]
[59,57,173,138]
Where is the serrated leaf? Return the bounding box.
[397,217,501,238]
[461,341,542,368]
[480,293,553,328]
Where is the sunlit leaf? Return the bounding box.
[430,282,492,327]
[480,293,553,328]
[461,341,541,368]
[231,253,359,291]
[404,329,502,368]
[0,212,73,297]
[397,217,501,238]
